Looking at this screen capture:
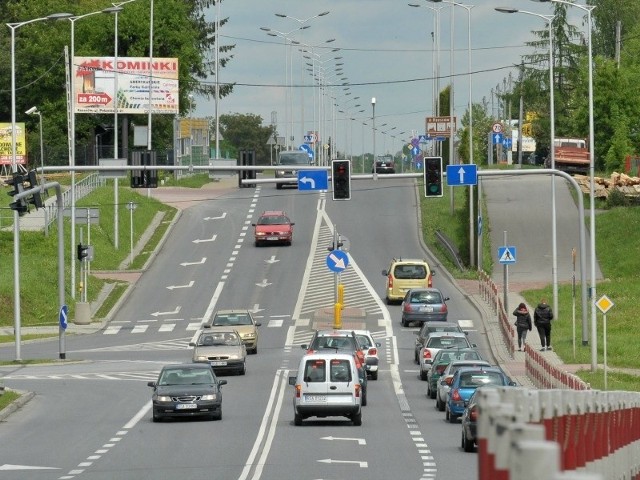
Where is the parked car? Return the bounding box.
[302,329,368,405]
[203,309,261,354]
[401,287,449,327]
[444,366,516,423]
[147,363,227,422]
[435,359,491,411]
[414,321,466,362]
[382,258,434,304]
[190,330,247,375]
[252,210,294,247]
[289,353,363,426]
[353,330,382,380]
[425,347,485,396]
[419,332,476,380]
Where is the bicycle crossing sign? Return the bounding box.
[498,246,517,264]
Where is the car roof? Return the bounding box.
[448,360,491,367]
[407,287,442,294]
[351,329,374,337]
[454,366,506,375]
[422,321,460,328]
[161,363,211,371]
[301,352,356,362]
[214,309,252,316]
[314,329,356,337]
[427,331,467,338]
[389,258,429,265]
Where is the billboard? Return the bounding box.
[425,116,456,138]
[73,57,179,115]
[0,123,26,165]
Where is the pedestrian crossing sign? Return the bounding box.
[498,246,517,264]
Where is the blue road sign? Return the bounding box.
[411,146,421,156]
[326,249,349,273]
[498,246,517,264]
[492,133,503,145]
[299,143,314,159]
[59,304,68,330]
[446,164,478,186]
[298,170,328,191]
[503,137,512,149]
[418,134,428,143]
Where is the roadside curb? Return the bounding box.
[0,389,35,422]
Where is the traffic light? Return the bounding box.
[332,159,351,201]
[424,156,443,198]
[77,244,89,261]
[25,170,43,209]
[5,173,28,216]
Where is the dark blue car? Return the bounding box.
[444,366,516,423]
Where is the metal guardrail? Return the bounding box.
[435,229,465,270]
[44,173,105,231]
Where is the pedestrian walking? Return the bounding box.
[512,303,532,351]
[534,298,554,351]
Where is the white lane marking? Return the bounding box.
[267,319,283,328]
[158,324,175,332]
[131,325,148,334]
[104,326,121,335]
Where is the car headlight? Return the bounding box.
[243,333,256,339]
[194,355,208,362]
[228,354,240,360]
[201,394,218,401]
[157,395,172,402]
[255,232,266,237]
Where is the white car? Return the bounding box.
[353,330,382,380]
[435,360,491,411]
[418,332,475,380]
[289,352,363,426]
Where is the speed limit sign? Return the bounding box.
[492,123,503,134]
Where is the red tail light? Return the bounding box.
[368,348,377,356]
[422,349,432,360]
[441,304,448,313]
[306,349,316,354]
[295,385,301,398]
[451,388,462,402]
[355,384,361,398]
[435,364,447,374]
[469,406,478,422]
[403,302,411,313]
[387,275,393,289]
[428,274,433,288]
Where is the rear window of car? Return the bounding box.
[304,359,326,382]
[330,359,353,382]
[213,313,252,326]
[393,264,427,279]
[355,335,372,349]
[427,336,469,349]
[312,336,357,351]
[409,291,442,304]
[459,372,505,388]
[424,325,461,336]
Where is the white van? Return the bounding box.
[288,353,363,426]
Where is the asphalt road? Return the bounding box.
[0,174,587,479]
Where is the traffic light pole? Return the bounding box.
[9,181,66,360]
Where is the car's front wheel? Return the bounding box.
[370,371,378,381]
[462,429,474,452]
[152,410,161,423]
[238,361,246,375]
[436,394,445,411]
[420,369,428,381]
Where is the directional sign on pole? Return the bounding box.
[298,170,328,191]
[492,133,504,145]
[299,143,314,159]
[59,304,68,330]
[446,164,477,186]
[326,250,349,273]
[498,246,517,264]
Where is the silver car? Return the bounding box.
[190,330,247,376]
[353,330,382,380]
[435,360,491,411]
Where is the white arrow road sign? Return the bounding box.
[265,255,280,264]
[329,252,346,269]
[193,235,217,244]
[203,212,227,221]
[249,304,264,314]
[321,436,366,445]
[0,464,60,471]
[180,257,206,266]
[150,306,182,317]
[299,176,316,189]
[166,281,194,290]
[256,279,272,288]
[317,459,368,468]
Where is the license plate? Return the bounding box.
[210,361,227,366]
[176,403,197,410]
[304,394,327,402]
[267,236,279,241]
[419,306,434,312]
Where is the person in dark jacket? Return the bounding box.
[513,303,532,351]
[534,298,554,351]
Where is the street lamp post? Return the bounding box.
[496,6,560,349]
[8,11,73,361]
[533,0,597,368]
[25,107,44,185]
[371,97,376,179]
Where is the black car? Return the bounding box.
[372,158,395,174]
[461,387,490,452]
[148,363,227,422]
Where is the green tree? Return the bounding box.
[591,0,640,59]
[218,113,276,165]
[457,103,493,166]
[604,104,633,172]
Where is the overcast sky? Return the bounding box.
[194,0,585,156]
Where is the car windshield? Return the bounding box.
[393,265,427,279]
[427,336,469,349]
[159,368,214,386]
[258,216,289,225]
[199,332,240,346]
[279,152,310,166]
[458,372,505,388]
[410,291,442,304]
[213,313,253,326]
